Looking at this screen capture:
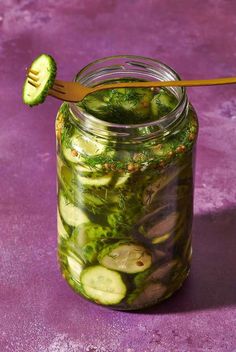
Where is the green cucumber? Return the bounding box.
[151,89,177,118]
[143,166,184,205]
[108,88,153,123]
[151,232,171,244]
[78,91,110,118]
[114,173,130,188]
[58,162,108,212]
[148,212,179,238]
[58,163,78,201]
[79,84,155,124]
[98,242,152,274]
[80,241,103,264]
[23,54,57,106]
[75,164,96,174]
[80,265,127,305]
[62,132,108,167]
[59,192,89,227]
[62,146,82,164]
[74,133,106,156]
[77,174,112,187]
[70,226,105,263]
[57,208,70,240]
[147,260,178,282]
[128,282,167,307]
[73,223,112,242]
[67,256,83,282]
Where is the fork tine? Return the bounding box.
[28,72,39,81]
[29,68,39,75]
[54,80,65,88]
[27,78,40,88]
[48,89,65,100]
[49,87,66,95]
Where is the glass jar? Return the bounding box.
[56,55,198,310]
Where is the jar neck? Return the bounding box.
[68,55,189,144]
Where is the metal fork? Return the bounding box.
[27,69,236,102]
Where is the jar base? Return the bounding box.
[60,257,191,311]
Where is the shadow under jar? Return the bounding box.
[56,55,198,310]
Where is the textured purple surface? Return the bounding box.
[1,1,236,351]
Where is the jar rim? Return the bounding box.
[69,55,188,141]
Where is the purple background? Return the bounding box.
[1,1,236,351]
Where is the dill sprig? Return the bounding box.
[60,103,74,148]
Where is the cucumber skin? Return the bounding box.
[23,54,57,107]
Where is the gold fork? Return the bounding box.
[27,69,236,102]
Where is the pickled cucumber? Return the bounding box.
[80,265,127,305]
[23,54,57,106]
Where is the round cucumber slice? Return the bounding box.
[81,265,127,305]
[59,192,89,227]
[23,54,57,106]
[62,133,108,165]
[98,242,152,274]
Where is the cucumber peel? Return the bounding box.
[23,54,57,106]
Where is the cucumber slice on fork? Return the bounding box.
[23,54,57,106]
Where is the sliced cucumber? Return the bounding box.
[59,192,89,227]
[148,212,179,238]
[58,163,78,201]
[81,223,112,240]
[78,91,110,119]
[57,208,69,240]
[67,256,83,282]
[114,173,130,188]
[98,242,152,274]
[143,167,184,206]
[75,164,95,173]
[70,226,105,263]
[62,132,108,165]
[23,54,57,106]
[151,89,177,118]
[128,282,167,307]
[80,265,127,305]
[62,146,82,164]
[58,162,107,212]
[108,88,153,123]
[151,232,171,244]
[77,174,112,187]
[72,133,107,156]
[72,226,89,248]
[147,260,178,282]
[81,241,103,264]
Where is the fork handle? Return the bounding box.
[90,76,236,92]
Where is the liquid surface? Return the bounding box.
[77,84,178,124]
